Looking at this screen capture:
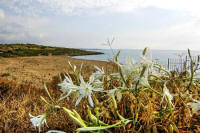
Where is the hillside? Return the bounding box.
[0,44,103,57]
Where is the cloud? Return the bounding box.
[1,0,200,17]
[108,17,200,50]
[0,14,50,44]
[36,0,145,14]
[0,9,5,19]
[35,0,200,17]
[1,0,200,50]
[0,0,144,16]
[143,0,200,17]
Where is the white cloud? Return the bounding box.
[1,0,200,50]
[144,0,200,17]
[35,0,200,17]
[1,0,200,17]
[0,9,5,19]
[109,17,200,50]
[0,14,51,44]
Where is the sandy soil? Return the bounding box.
[0,55,113,88]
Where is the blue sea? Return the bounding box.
[74,49,200,66]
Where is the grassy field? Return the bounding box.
[0,44,103,57]
[0,55,115,132]
[0,49,199,133]
[0,55,113,88]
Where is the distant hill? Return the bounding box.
[0,44,103,57]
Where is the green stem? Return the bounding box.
[111,95,125,120]
[187,49,194,91]
[62,107,87,127]
[149,87,162,96]
[153,64,171,76]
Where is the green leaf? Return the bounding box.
[44,84,56,104]
[87,106,108,126]
[115,50,120,62]
[68,61,76,72]
[78,63,83,77]
[73,110,86,127]
[77,122,121,132]
[40,96,53,107]
[62,107,86,127]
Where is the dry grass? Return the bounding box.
[0,56,200,132]
[0,74,89,132]
[0,56,113,88]
[0,76,199,132]
[0,56,115,132]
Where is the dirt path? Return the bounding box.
[0,55,113,88]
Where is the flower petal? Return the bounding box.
[89,74,95,84]
[79,75,86,85]
[88,95,94,107]
[59,89,72,101]
[75,96,83,106]
[187,99,200,114]
[44,119,49,128]
[29,113,34,118]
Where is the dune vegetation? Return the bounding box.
[0,44,103,57]
[0,48,200,133]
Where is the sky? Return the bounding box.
[0,0,200,50]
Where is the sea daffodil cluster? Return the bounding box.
[29,48,200,133]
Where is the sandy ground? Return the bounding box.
[0,55,113,88]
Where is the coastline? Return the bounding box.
[70,51,104,56]
[0,44,104,57]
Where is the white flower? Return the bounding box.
[29,113,48,132]
[116,56,138,81]
[133,70,150,88]
[92,79,104,88]
[151,66,168,77]
[107,88,122,101]
[58,74,78,100]
[187,99,200,114]
[138,76,150,88]
[161,84,174,108]
[74,75,103,107]
[140,48,153,68]
[92,65,105,79]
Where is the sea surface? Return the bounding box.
[74,49,200,66]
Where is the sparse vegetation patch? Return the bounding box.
[0,44,103,57]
